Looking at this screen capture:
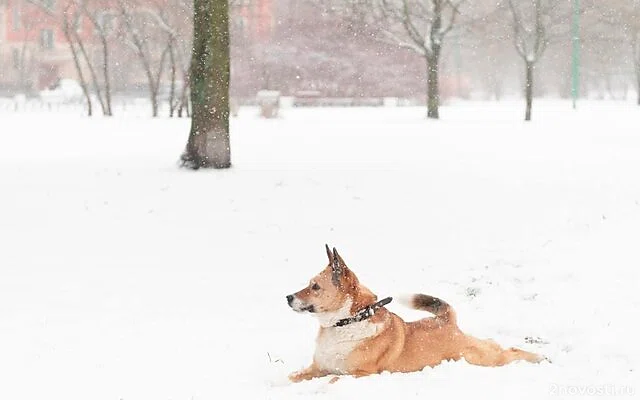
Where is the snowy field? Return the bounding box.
[1,100,639,400]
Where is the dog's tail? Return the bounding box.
[399,294,456,324]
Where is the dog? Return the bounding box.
[286,245,544,382]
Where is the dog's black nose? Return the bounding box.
[286,295,294,305]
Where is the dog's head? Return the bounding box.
[286,245,376,323]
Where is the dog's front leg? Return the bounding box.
[288,363,329,383]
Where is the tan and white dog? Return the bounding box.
[286,245,544,382]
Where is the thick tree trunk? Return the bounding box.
[426,54,440,119]
[525,61,534,121]
[180,0,230,169]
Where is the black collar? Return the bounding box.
[333,297,393,327]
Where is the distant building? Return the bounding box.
[235,0,274,43]
[0,0,277,93]
[0,0,78,91]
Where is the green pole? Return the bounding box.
[571,0,580,109]
[455,35,462,98]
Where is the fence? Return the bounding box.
[0,95,426,117]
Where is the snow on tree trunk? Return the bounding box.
[181,0,231,169]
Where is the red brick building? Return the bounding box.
[0,0,276,93]
[0,0,82,90]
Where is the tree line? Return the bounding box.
[16,0,640,122]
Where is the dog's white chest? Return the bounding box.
[313,321,381,374]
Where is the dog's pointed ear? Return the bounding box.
[325,244,333,264]
[332,247,346,266]
[331,247,344,286]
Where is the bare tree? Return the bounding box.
[148,0,192,117]
[169,0,193,118]
[118,0,174,117]
[585,1,639,104]
[10,1,39,94]
[62,6,93,116]
[79,1,114,116]
[53,0,116,116]
[376,0,465,118]
[506,0,548,121]
[180,0,230,169]
[505,0,579,120]
[24,0,113,115]
[614,1,640,105]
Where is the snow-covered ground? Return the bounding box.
[1,100,639,400]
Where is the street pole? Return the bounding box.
[455,34,462,98]
[571,0,580,109]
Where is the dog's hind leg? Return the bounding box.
[289,363,329,382]
[461,340,544,367]
[499,347,545,365]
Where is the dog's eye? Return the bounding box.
[311,283,320,291]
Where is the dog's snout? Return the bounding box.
[286,295,294,305]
